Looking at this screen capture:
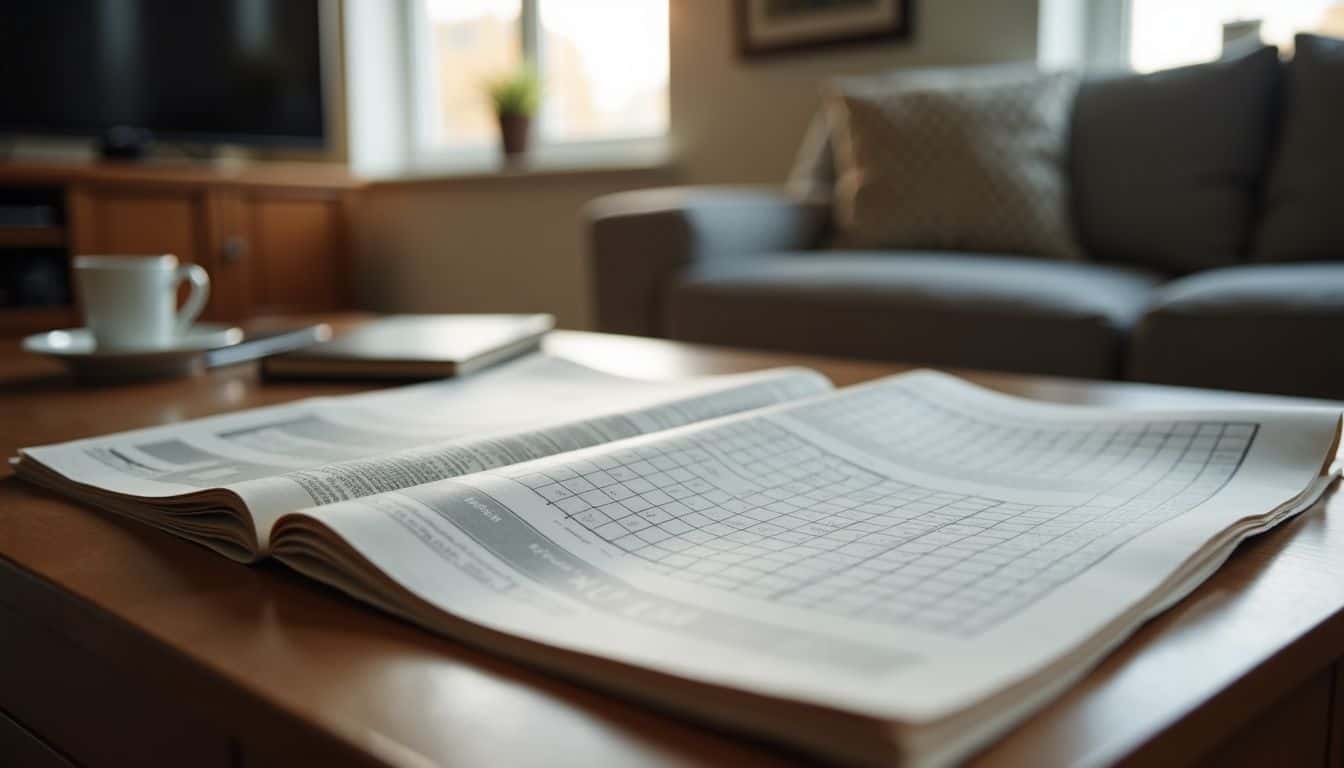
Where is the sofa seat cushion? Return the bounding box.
[1128,264,1344,398]
[663,251,1163,378]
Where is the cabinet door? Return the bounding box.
[69,187,205,265]
[67,184,354,323]
[202,192,252,322]
[247,193,349,314]
[67,186,237,321]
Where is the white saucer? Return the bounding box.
[23,324,244,380]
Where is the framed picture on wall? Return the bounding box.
[736,0,913,57]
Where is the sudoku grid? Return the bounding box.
[509,385,1256,636]
[792,383,1254,488]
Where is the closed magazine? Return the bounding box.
[261,314,555,380]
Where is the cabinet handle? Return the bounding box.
[221,236,248,264]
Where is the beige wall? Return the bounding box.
[354,0,1041,328]
[671,0,1040,184]
[355,167,674,328]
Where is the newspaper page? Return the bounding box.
[17,355,831,550]
[274,370,1339,745]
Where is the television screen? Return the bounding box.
[0,0,325,146]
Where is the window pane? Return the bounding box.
[1130,0,1344,72]
[538,0,669,143]
[423,0,522,148]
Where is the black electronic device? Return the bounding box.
[0,1,326,157]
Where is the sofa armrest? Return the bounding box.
[585,186,831,337]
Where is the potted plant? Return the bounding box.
[488,66,540,158]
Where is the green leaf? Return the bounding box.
[487,65,541,117]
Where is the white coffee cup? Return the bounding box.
[74,254,210,350]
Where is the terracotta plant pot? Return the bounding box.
[497,112,532,157]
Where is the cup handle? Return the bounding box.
[173,264,211,334]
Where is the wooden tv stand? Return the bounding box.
[0,160,364,334]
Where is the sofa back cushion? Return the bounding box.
[1070,46,1281,274]
[1253,34,1344,262]
[824,67,1082,261]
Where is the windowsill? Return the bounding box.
[361,138,676,187]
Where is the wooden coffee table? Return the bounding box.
[1,327,1341,767]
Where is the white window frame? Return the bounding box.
[1038,0,1132,71]
[1050,0,1339,74]
[403,0,669,170]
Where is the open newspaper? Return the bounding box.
[14,356,831,562]
[14,357,1342,766]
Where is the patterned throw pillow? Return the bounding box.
[824,69,1082,261]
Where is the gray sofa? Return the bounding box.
[586,38,1344,399]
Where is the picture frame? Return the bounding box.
[736,0,914,57]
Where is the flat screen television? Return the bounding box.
[0,0,326,153]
